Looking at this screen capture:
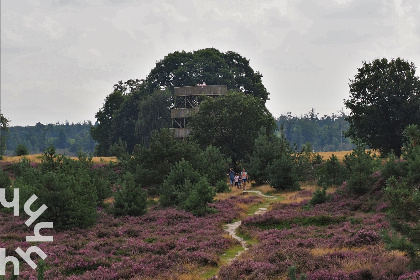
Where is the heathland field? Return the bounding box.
[1,150,419,280]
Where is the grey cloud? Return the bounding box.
[312,29,371,45]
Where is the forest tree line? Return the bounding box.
[3,121,96,156]
[276,109,354,152]
[2,111,354,157]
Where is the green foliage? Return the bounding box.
[343,143,377,195]
[403,125,420,186]
[109,138,128,157]
[92,48,270,156]
[383,124,420,268]
[215,180,230,193]
[345,57,420,157]
[113,172,148,216]
[246,128,299,190]
[38,170,98,230]
[195,145,229,187]
[268,153,300,191]
[160,159,201,207]
[91,90,126,156]
[246,128,288,185]
[0,168,12,212]
[15,143,29,156]
[183,177,216,216]
[7,146,119,230]
[309,187,329,206]
[190,91,276,167]
[315,154,347,186]
[109,89,171,154]
[160,159,215,215]
[145,48,269,102]
[277,110,353,152]
[288,266,306,280]
[5,121,95,156]
[0,168,11,189]
[37,258,45,280]
[0,113,10,158]
[122,129,201,194]
[384,177,420,268]
[288,266,297,280]
[381,153,406,181]
[293,143,315,181]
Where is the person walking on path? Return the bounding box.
[234,173,239,188]
[241,168,248,190]
[228,168,235,188]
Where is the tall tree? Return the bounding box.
[345,58,420,156]
[92,48,269,156]
[189,91,276,166]
[145,48,269,102]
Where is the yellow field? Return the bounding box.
[317,151,350,161]
[1,151,354,164]
[0,154,118,164]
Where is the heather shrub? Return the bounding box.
[398,270,420,280]
[348,269,374,280]
[218,259,279,280]
[306,270,349,280]
[113,171,148,216]
[345,229,380,246]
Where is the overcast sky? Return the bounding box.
[1,0,419,126]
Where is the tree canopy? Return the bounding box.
[91,48,270,156]
[145,48,269,102]
[344,57,420,156]
[91,85,172,156]
[189,91,276,167]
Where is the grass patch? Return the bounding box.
[200,244,244,279]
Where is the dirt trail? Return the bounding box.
[223,190,277,260]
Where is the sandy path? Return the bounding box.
[223,190,277,260]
